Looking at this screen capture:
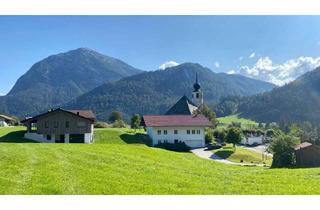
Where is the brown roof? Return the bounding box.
[0,114,15,121]
[21,108,95,123]
[295,142,313,150]
[141,114,212,127]
[69,110,95,120]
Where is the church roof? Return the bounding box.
[165,95,198,115]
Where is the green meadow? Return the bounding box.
[0,127,320,194]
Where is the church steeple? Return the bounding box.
[192,72,203,107]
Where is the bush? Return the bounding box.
[155,141,190,152]
[205,129,215,144]
[112,119,126,128]
[268,135,295,168]
[94,121,111,128]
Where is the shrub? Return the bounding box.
[213,129,226,143]
[94,121,111,128]
[112,119,126,128]
[155,141,190,152]
[205,128,215,144]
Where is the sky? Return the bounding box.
[1,16,320,95]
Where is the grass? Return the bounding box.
[1,127,320,194]
[217,114,258,129]
[213,144,272,166]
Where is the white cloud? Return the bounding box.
[214,61,220,68]
[227,70,236,75]
[158,61,179,70]
[249,52,255,59]
[239,56,320,86]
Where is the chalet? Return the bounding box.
[141,73,212,148]
[0,114,16,127]
[21,108,95,143]
[295,142,320,167]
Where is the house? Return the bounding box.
[141,73,211,148]
[0,114,16,127]
[141,114,211,148]
[21,108,95,143]
[295,142,320,167]
[242,134,265,145]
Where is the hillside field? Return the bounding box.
[217,114,258,129]
[0,127,320,194]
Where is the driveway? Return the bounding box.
[191,148,239,165]
[240,144,273,156]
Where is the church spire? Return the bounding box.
[192,72,203,107]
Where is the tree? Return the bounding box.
[194,104,217,127]
[213,129,226,143]
[205,128,215,144]
[109,111,122,123]
[130,114,141,131]
[226,127,242,149]
[267,135,295,168]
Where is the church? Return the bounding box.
[141,74,212,148]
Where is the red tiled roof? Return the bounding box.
[142,114,212,127]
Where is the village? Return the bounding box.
[1,74,318,168]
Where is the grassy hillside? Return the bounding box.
[217,114,258,129]
[0,127,320,194]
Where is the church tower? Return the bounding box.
[192,73,203,107]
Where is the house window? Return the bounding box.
[66,121,70,128]
[54,121,59,128]
[44,121,49,128]
[192,130,195,134]
[197,130,201,134]
[196,93,199,98]
[187,130,190,134]
[163,130,167,135]
[174,130,178,134]
[174,139,178,144]
[157,130,161,135]
[46,135,51,140]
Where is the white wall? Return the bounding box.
[24,133,54,143]
[242,135,263,145]
[147,126,205,148]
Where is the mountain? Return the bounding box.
[66,63,275,120]
[217,66,320,124]
[0,48,142,117]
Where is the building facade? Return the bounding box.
[21,108,95,143]
[141,115,211,148]
[295,142,320,167]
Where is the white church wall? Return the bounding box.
[148,126,205,148]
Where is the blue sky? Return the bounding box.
[1,16,320,94]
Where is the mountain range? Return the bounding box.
[65,62,275,120]
[219,66,320,125]
[0,48,275,120]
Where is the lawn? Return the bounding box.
[217,114,258,129]
[213,144,272,166]
[0,127,320,194]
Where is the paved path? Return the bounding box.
[191,147,266,167]
[239,145,273,157]
[191,148,236,164]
